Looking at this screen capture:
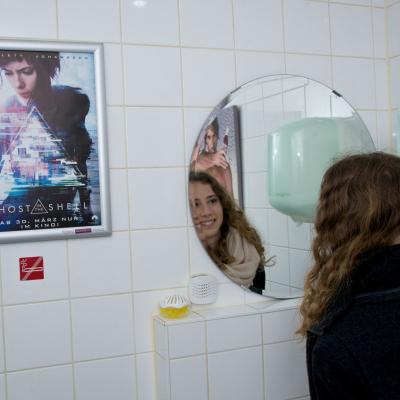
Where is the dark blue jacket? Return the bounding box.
[307,245,400,399]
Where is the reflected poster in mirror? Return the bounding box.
[188,74,375,299]
[190,105,243,206]
[0,40,111,243]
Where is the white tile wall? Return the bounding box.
[0,0,57,39]
[233,0,284,52]
[126,107,185,168]
[4,302,72,371]
[283,0,330,55]
[121,0,179,46]
[71,295,135,361]
[58,0,121,42]
[0,0,394,398]
[264,341,309,399]
[7,366,73,400]
[74,356,137,400]
[180,0,234,49]
[170,356,208,400]
[209,347,264,400]
[330,4,374,57]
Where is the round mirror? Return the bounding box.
[188,74,375,299]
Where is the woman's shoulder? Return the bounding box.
[51,85,89,102]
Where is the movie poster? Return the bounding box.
[0,43,110,242]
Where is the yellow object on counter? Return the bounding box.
[159,294,191,319]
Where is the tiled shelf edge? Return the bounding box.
[153,297,301,326]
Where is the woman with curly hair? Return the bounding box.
[188,171,268,293]
[298,152,400,399]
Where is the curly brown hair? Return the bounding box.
[297,152,400,336]
[188,171,268,270]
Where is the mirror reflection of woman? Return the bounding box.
[191,119,234,198]
[298,152,400,399]
[189,171,268,293]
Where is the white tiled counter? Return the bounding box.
[154,299,310,400]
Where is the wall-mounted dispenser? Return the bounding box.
[268,116,375,223]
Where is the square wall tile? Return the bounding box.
[180,0,234,48]
[107,106,126,168]
[388,2,400,57]
[128,168,187,229]
[242,172,268,208]
[241,100,264,138]
[74,356,137,400]
[290,249,312,289]
[377,111,390,151]
[58,0,120,42]
[181,48,235,107]
[123,45,182,106]
[242,135,268,173]
[288,220,311,250]
[372,8,386,58]
[268,246,290,285]
[7,366,73,400]
[207,314,261,352]
[391,57,400,110]
[235,52,285,87]
[286,54,332,89]
[68,232,131,297]
[245,208,268,245]
[332,57,375,110]
[170,356,207,400]
[109,169,130,231]
[126,107,184,168]
[374,59,389,109]
[0,374,6,400]
[71,295,135,361]
[262,308,299,344]
[0,0,57,39]
[121,0,179,45]
[233,0,283,52]
[284,0,330,54]
[155,319,169,359]
[268,209,289,247]
[1,240,68,305]
[156,353,170,400]
[168,322,206,358]
[264,341,309,399]
[208,347,263,400]
[330,4,373,57]
[103,44,124,106]
[136,352,157,400]
[4,301,72,370]
[131,228,189,291]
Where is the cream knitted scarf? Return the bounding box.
[223,228,261,288]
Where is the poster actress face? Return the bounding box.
[205,126,218,153]
[189,181,223,248]
[2,59,38,101]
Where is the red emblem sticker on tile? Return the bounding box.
[19,257,44,281]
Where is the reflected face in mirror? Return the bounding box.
[189,171,267,293]
[189,179,223,248]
